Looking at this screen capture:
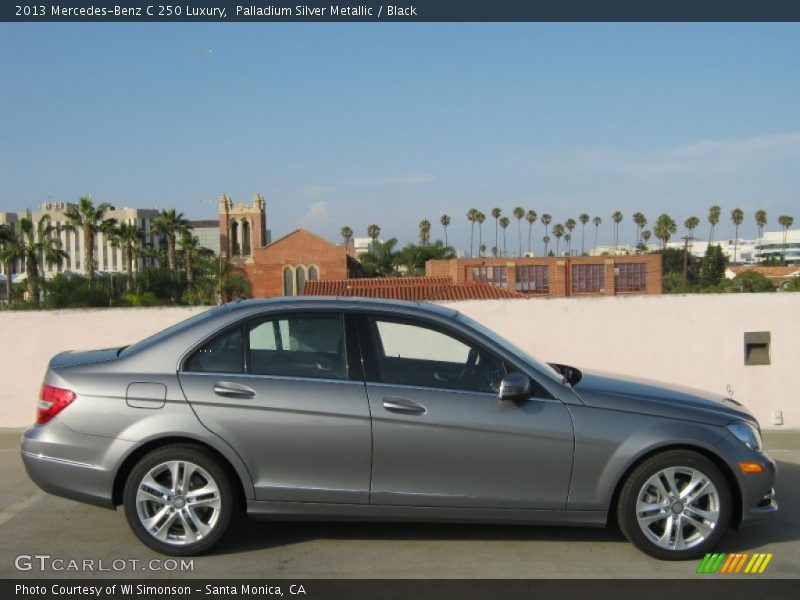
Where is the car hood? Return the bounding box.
[572,369,756,427]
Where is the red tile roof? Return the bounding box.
[729,266,800,278]
[303,276,524,301]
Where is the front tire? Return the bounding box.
[123,444,235,556]
[617,449,731,560]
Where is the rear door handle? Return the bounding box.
[213,381,256,399]
[382,397,426,415]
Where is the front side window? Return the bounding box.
[248,314,346,380]
[369,318,505,394]
[184,326,244,373]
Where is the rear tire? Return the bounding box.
[123,444,235,556]
[617,449,731,560]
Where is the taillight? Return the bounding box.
[37,384,76,424]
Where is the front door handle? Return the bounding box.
[214,381,256,399]
[383,397,426,415]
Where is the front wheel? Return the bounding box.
[617,449,732,560]
[123,444,235,555]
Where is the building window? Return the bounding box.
[471,266,508,288]
[308,265,319,281]
[296,266,307,295]
[572,264,605,293]
[615,263,647,292]
[242,220,251,256]
[515,265,549,293]
[230,220,240,256]
[283,266,294,296]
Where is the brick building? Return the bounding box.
[426,255,662,297]
[218,194,356,298]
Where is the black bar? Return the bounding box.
[3,1,800,23]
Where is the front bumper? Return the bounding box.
[21,419,135,509]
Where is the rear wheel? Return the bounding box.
[124,444,235,555]
[617,449,731,560]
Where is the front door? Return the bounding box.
[178,311,372,504]
[359,314,574,510]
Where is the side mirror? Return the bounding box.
[498,372,531,401]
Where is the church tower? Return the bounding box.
[218,193,268,262]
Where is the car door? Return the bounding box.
[359,313,574,510]
[178,311,372,504]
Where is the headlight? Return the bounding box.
[727,421,763,452]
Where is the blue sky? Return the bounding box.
[1,23,798,254]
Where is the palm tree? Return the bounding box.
[731,208,744,263]
[525,210,537,255]
[552,223,565,256]
[592,216,602,251]
[367,224,381,256]
[466,209,477,257]
[755,210,767,240]
[439,215,451,247]
[110,222,143,286]
[641,229,651,250]
[632,212,647,249]
[512,207,525,257]
[151,209,190,271]
[564,233,572,255]
[491,208,502,256]
[654,214,677,249]
[17,211,68,301]
[579,213,590,255]
[63,196,116,280]
[360,238,399,277]
[564,218,576,256]
[178,232,201,286]
[543,235,551,255]
[708,204,721,244]
[778,215,794,265]
[418,219,432,246]
[684,216,700,251]
[499,216,510,256]
[611,211,623,250]
[541,213,552,246]
[475,212,486,256]
[0,225,22,302]
[340,225,353,248]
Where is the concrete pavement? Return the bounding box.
[1,429,798,579]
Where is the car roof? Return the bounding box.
[223,296,459,319]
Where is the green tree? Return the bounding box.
[64,196,117,280]
[730,271,775,293]
[552,223,565,255]
[632,212,647,248]
[654,214,677,249]
[684,216,700,241]
[641,229,651,250]
[701,244,728,289]
[525,210,537,255]
[110,222,143,287]
[592,216,602,251]
[418,219,431,246]
[360,238,399,277]
[708,204,721,244]
[475,211,486,256]
[491,208,502,256]
[439,214,451,247]
[730,208,744,263]
[367,224,381,255]
[499,216,510,256]
[564,218,576,256]
[513,207,525,257]
[0,225,22,302]
[17,210,68,302]
[778,215,794,265]
[340,225,353,247]
[755,210,767,239]
[466,209,477,257]
[611,211,623,249]
[178,232,202,286]
[656,247,701,287]
[151,209,190,271]
[543,235,551,255]
[579,213,590,255]
[541,213,552,245]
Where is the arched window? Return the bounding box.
[283,266,294,296]
[230,220,240,256]
[296,266,307,295]
[308,265,319,281]
[242,220,251,256]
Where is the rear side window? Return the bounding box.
[184,327,244,373]
[248,314,346,380]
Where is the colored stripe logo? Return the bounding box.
[696,553,773,574]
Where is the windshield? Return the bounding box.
[455,313,564,384]
[120,305,229,357]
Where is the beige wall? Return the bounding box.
[0,294,797,429]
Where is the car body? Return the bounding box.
[21,297,777,558]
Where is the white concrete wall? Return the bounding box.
[0,294,797,429]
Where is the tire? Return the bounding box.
[616,449,732,560]
[123,444,236,556]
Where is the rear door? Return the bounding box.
[359,313,574,510]
[178,311,372,504]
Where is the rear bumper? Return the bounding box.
[21,419,135,509]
